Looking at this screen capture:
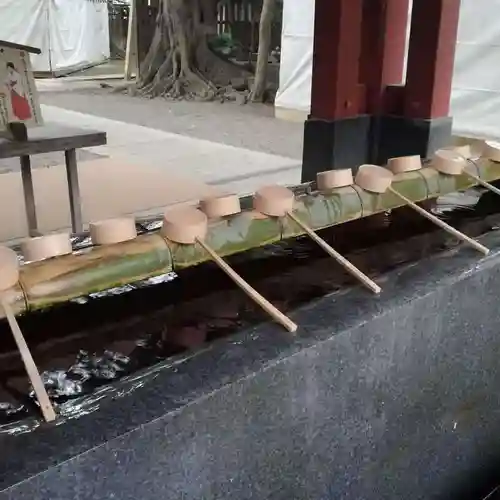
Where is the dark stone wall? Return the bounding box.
[3,232,500,500]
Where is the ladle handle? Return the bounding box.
[286,212,382,294]
[388,187,489,255]
[0,295,56,422]
[465,172,500,197]
[195,238,298,333]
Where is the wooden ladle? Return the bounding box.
[90,217,138,245]
[387,155,422,174]
[199,194,241,219]
[0,247,56,422]
[254,184,381,294]
[452,144,474,160]
[483,140,500,163]
[161,204,297,332]
[355,164,489,255]
[316,168,354,191]
[21,233,72,262]
[433,148,500,197]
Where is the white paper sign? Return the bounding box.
[0,45,43,131]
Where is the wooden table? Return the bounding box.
[0,125,107,236]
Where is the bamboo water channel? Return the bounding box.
[3,157,500,319]
[2,159,500,427]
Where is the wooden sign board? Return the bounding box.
[0,43,43,134]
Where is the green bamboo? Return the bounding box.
[3,159,500,319]
[170,210,281,269]
[20,233,172,311]
[282,161,500,236]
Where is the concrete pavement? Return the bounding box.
[39,90,305,159]
[0,102,301,242]
[40,104,301,194]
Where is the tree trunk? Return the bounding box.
[132,0,248,99]
[250,0,276,102]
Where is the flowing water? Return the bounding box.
[1,186,500,435]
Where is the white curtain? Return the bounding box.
[450,0,500,140]
[0,0,110,73]
[275,0,314,114]
[48,0,110,72]
[0,0,51,72]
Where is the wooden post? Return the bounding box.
[404,0,461,119]
[369,0,460,164]
[64,149,83,233]
[124,0,138,80]
[360,0,411,114]
[302,0,371,180]
[310,0,364,119]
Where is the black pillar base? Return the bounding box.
[302,115,453,181]
[372,115,453,165]
[301,115,371,183]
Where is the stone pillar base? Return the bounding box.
[301,115,371,183]
[371,115,453,165]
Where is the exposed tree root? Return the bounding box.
[111,0,251,101]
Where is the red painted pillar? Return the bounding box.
[303,0,370,180]
[310,0,364,119]
[404,0,461,119]
[360,0,411,114]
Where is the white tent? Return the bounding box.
[276,0,500,142]
[0,0,110,75]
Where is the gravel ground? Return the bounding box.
[39,88,304,159]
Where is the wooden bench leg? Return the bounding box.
[20,155,39,237]
[64,149,83,234]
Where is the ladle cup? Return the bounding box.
[433,149,500,197]
[316,169,354,191]
[0,246,56,422]
[387,155,422,174]
[161,204,297,333]
[199,194,241,219]
[21,233,72,262]
[355,164,489,255]
[89,218,138,245]
[253,184,382,294]
[483,140,500,163]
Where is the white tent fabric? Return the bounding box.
[0,0,110,74]
[276,0,500,141]
[450,0,500,140]
[275,0,314,119]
